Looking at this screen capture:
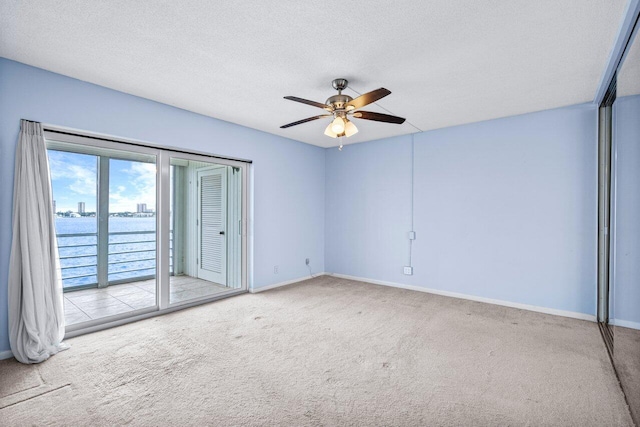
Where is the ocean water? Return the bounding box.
[56,217,159,288]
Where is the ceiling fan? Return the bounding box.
[281,78,406,138]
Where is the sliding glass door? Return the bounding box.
[48,139,159,325]
[45,131,249,331]
[167,154,243,305]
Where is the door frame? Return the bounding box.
[597,87,615,353]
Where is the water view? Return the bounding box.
[56,216,158,289]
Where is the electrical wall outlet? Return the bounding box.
[274,265,279,274]
[305,258,310,265]
[408,231,416,240]
[403,266,413,275]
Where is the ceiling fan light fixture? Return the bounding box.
[331,116,346,134]
[324,123,338,138]
[344,119,358,137]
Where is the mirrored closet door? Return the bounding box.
[603,18,640,424]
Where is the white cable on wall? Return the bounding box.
[409,133,415,267]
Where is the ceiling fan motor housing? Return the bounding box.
[326,94,353,112]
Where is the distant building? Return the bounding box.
[137,203,147,213]
[78,202,85,214]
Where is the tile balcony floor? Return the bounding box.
[63,275,230,326]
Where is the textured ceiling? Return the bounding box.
[0,1,628,148]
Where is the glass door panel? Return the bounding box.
[169,156,243,304]
[47,140,158,326]
[106,157,158,312]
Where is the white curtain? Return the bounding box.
[8,120,68,364]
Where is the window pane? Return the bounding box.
[48,149,98,290]
[108,158,157,284]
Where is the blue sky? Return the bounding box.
[48,150,156,213]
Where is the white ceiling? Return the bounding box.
[0,1,628,148]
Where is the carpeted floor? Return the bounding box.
[0,276,633,426]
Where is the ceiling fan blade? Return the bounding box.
[284,96,332,111]
[345,88,391,110]
[280,114,331,129]
[352,110,406,124]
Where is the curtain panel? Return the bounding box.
[8,120,68,364]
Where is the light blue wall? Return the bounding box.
[325,136,413,280]
[612,94,640,325]
[0,57,604,356]
[0,58,326,353]
[326,104,598,316]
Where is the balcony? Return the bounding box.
[58,230,231,325]
[62,276,228,325]
[57,230,164,290]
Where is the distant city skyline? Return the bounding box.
[53,199,153,214]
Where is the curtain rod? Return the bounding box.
[40,126,253,164]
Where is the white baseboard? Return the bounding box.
[610,318,640,330]
[0,349,14,360]
[329,273,597,322]
[250,273,327,294]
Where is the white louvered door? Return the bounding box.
[197,168,227,284]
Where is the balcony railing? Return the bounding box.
[57,230,173,291]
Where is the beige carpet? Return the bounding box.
[0,276,633,426]
[614,325,640,424]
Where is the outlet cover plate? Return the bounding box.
[403,266,413,275]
